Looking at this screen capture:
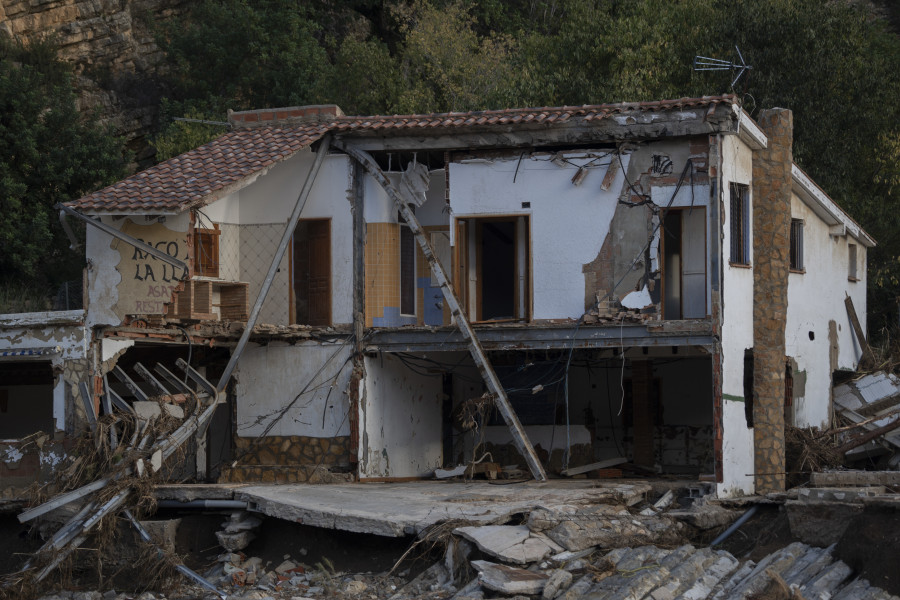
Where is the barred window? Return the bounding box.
[790,219,804,272]
[849,244,858,281]
[729,183,750,265]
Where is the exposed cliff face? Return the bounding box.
[1,0,188,162]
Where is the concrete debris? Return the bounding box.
[527,504,685,551]
[668,496,742,529]
[471,560,549,595]
[216,511,263,551]
[833,371,900,460]
[454,525,563,565]
[435,465,467,479]
[541,569,572,600]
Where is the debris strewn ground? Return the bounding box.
[8,481,897,600]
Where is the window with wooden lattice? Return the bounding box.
[193,225,220,278]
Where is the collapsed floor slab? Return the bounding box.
[155,480,651,537]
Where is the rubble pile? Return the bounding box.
[28,487,900,600]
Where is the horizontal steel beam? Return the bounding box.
[365,324,715,352]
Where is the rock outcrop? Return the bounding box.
[1,0,189,162]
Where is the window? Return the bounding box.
[193,225,220,278]
[400,224,415,316]
[849,243,858,281]
[729,183,750,265]
[790,219,804,272]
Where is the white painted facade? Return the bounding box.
[449,153,628,320]
[359,353,444,478]
[718,133,757,497]
[786,181,870,428]
[234,341,353,438]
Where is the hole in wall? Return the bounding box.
[809,331,815,341]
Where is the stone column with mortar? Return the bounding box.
[751,108,793,493]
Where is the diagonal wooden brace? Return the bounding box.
[334,139,548,481]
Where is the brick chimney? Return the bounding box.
[227,105,344,129]
[751,108,793,494]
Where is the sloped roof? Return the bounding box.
[68,95,738,214]
[71,124,328,214]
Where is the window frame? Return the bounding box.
[729,183,751,266]
[193,224,220,278]
[399,221,416,317]
[848,243,858,282]
[789,218,804,273]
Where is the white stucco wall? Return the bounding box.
[718,134,756,497]
[203,151,355,325]
[85,213,191,328]
[360,353,444,478]
[786,192,868,428]
[448,152,629,320]
[363,170,447,226]
[234,342,352,438]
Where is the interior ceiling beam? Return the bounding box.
[333,138,549,482]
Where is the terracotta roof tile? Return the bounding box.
[68,95,736,213]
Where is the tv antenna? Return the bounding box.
[693,46,752,89]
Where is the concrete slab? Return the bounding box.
[229,480,651,537]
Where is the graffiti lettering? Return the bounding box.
[147,284,177,298]
[650,154,674,176]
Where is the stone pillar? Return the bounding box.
[631,359,654,467]
[751,108,793,493]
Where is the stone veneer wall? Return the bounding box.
[219,435,352,484]
[751,108,793,493]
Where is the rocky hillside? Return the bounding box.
[0,0,187,162]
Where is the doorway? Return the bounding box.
[455,216,530,322]
[293,219,331,326]
[663,208,707,319]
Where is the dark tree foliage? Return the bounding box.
[0,38,126,290]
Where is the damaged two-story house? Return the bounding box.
[0,94,874,498]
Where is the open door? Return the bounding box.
[293,219,331,326]
[662,208,706,319]
[455,216,530,322]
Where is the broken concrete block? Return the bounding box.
[274,559,297,574]
[667,497,740,530]
[136,518,181,554]
[343,580,367,594]
[216,529,256,551]
[435,465,467,479]
[133,401,162,421]
[454,525,563,565]
[471,560,548,596]
[530,505,685,552]
[162,403,184,419]
[542,569,573,599]
[149,450,163,473]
